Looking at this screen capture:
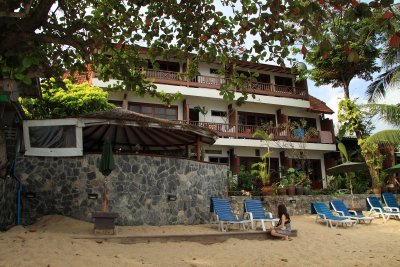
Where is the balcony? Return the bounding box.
[143,69,308,100]
[175,121,334,144]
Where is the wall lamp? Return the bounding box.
[167,194,177,202]
[88,193,98,200]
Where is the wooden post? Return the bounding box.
[196,136,201,161]
[186,58,190,87]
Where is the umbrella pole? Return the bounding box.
[347,173,355,209]
[103,180,108,212]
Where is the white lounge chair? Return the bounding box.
[366,196,400,222]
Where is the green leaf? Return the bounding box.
[22,57,33,69]
[338,142,349,162]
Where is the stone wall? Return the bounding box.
[0,176,18,231]
[229,194,400,217]
[16,154,228,226]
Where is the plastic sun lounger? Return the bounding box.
[381,192,400,213]
[366,196,400,222]
[243,199,279,231]
[330,199,373,224]
[312,202,356,228]
[211,198,251,232]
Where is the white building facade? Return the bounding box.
[91,59,336,189]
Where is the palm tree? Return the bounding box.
[362,104,400,146]
[366,4,400,103]
[251,129,273,186]
[360,104,400,188]
[365,104,400,128]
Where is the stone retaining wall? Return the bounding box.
[0,176,18,231]
[16,154,228,226]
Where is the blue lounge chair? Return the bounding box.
[312,202,356,228]
[330,199,373,224]
[366,196,400,222]
[381,192,400,212]
[243,199,279,231]
[211,198,251,232]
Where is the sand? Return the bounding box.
[1,214,400,267]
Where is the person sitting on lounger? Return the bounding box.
[270,204,292,241]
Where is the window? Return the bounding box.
[237,71,270,83]
[238,112,276,126]
[108,100,123,108]
[189,108,200,122]
[29,126,76,148]
[149,60,180,72]
[23,119,83,157]
[275,76,293,86]
[258,74,270,83]
[209,157,229,164]
[211,110,227,117]
[205,149,222,154]
[210,68,218,74]
[128,103,178,120]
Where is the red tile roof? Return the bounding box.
[308,96,334,114]
[62,65,93,85]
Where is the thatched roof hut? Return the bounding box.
[80,109,218,157]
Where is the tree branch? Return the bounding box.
[18,0,57,32]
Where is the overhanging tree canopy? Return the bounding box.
[0,0,397,103]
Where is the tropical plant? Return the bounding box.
[366,4,400,103]
[366,48,400,102]
[364,104,400,128]
[251,129,273,186]
[338,98,375,139]
[284,167,308,187]
[363,130,400,147]
[358,139,385,188]
[20,79,115,119]
[237,166,255,191]
[193,106,208,122]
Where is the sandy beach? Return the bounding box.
[1,214,400,267]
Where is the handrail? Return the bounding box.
[140,69,308,99]
[174,120,332,144]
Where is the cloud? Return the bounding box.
[308,77,399,134]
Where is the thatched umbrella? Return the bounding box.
[80,109,218,158]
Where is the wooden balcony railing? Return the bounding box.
[141,69,308,99]
[174,121,333,144]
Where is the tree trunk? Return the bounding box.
[343,82,350,99]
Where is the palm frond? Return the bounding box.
[338,142,349,162]
[364,130,400,147]
[363,104,400,127]
[366,67,399,102]
[252,129,272,141]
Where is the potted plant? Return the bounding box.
[251,129,273,195]
[295,170,308,195]
[285,168,297,196]
[277,179,288,195]
[252,160,273,195]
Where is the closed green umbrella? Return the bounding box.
[99,140,115,212]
